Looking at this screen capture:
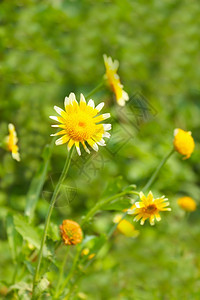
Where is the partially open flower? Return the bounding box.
[177,196,197,212]
[173,128,195,159]
[60,220,83,245]
[50,93,111,156]
[128,191,171,226]
[103,54,129,106]
[5,123,20,161]
[113,214,139,237]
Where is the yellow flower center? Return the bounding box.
[63,111,103,142]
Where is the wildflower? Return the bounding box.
[113,214,139,237]
[103,54,129,106]
[129,191,171,226]
[173,128,195,159]
[60,220,83,245]
[5,123,20,161]
[88,253,95,260]
[81,248,90,256]
[81,248,95,260]
[178,196,197,212]
[50,93,111,156]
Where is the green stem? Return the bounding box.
[143,148,175,192]
[54,247,70,298]
[81,191,139,226]
[25,138,56,222]
[86,81,104,100]
[108,148,175,238]
[58,190,139,297]
[59,246,81,297]
[62,147,176,293]
[32,147,74,299]
[12,262,18,284]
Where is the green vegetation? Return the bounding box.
[0,1,200,299]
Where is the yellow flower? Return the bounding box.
[173,128,195,159]
[177,196,197,212]
[129,191,171,226]
[81,248,90,256]
[81,248,95,260]
[59,219,83,245]
[50,93,111,156]
[5,123,20,161]
[103,54,129,106]
[113,214,139,237]
[88,253,95,260]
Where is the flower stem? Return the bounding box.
[85,81,104,100]
[58,246,81,298]
[143,148,175,192]
[81,191,139,226]
[32,147,74,299]
[108,148,175,238]
[60,147,176,292]
[57,190,139,298]
[54,247,70,298]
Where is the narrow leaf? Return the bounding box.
[6,214,21,262]
[25,142,54,222]
[14,214,51,257]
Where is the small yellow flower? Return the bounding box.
[5,123,20,161]
[88,253,95,260]
[50,93,111,156]
[178,196,197,212]
[129,191,171,226]
[81,248,90,256]
[113,214,139,237]
[173,128,195,159]
[60,219,83,245]
[103,54,129,106]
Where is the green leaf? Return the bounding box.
[34,277,49,297]
[83,234,107,253]
[9,282,31,300]
[8,281,31,292]
[6,214,22,262]
[47,222,60,242]
[24,260,35,275]
[101,176,125,198]
[14,214,51,257]
[25,143,54,222]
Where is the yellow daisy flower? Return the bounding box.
[50,93,111,156]
[173,128,195,159]
[177,196,197,212]
[59,219,83,245]
[128,191,171,226]
[5,123,20,161]
[103,54,129,106]
[113,214,139,237]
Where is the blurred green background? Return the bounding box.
[0,0,200,299]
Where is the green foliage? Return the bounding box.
[14,214,51,257]
[0,0,200,299]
